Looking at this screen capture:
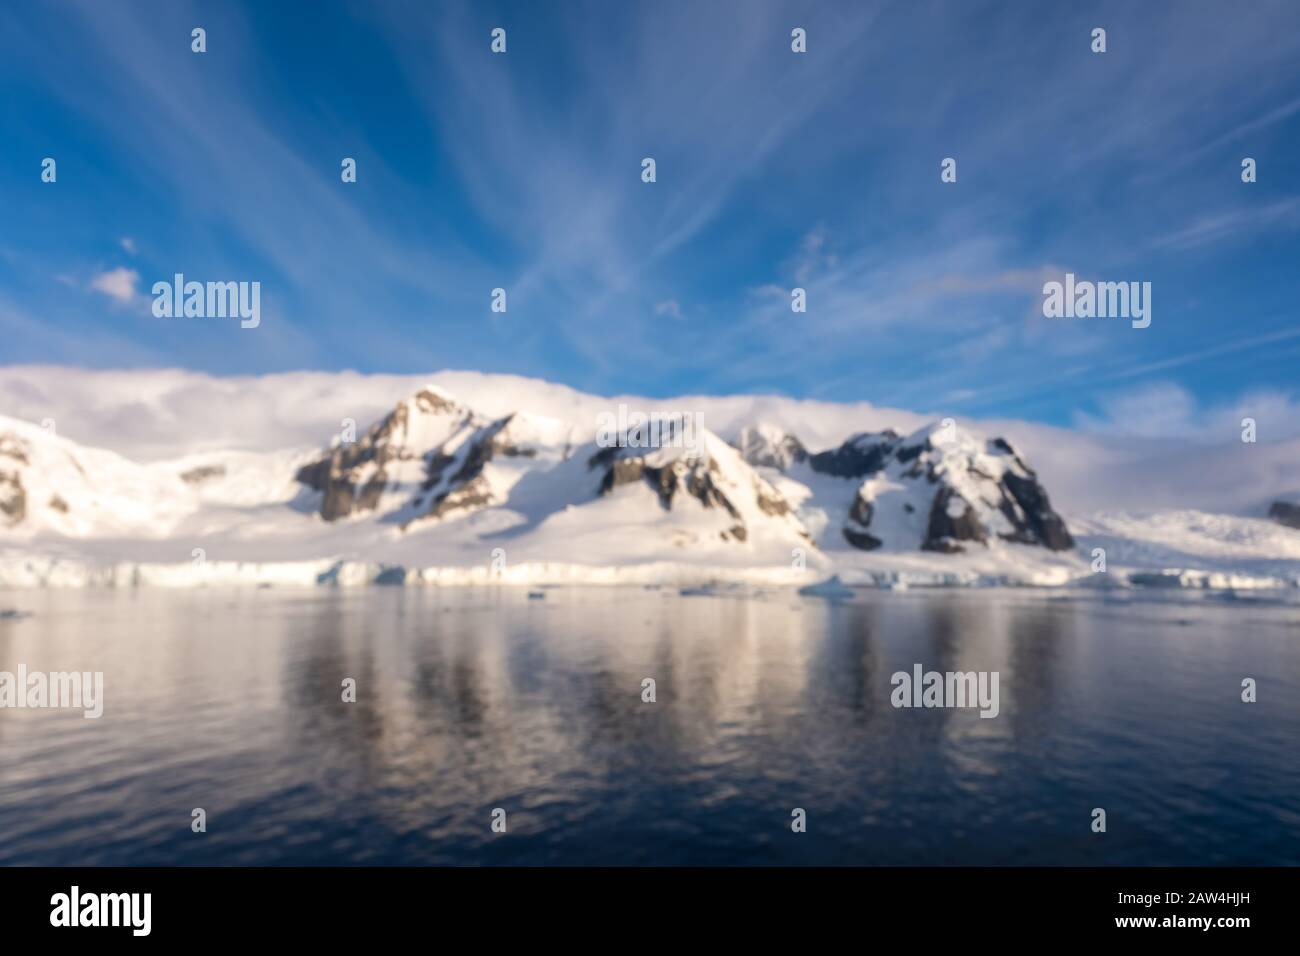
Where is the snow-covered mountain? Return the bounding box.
[286,390,811,557]
[292,386,574,528]
[582,428,811,547]
[0,415,195,537]
[1,374,1297,589]
[799,421,1073,554]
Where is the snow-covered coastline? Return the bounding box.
[5,516,1299,592]
[2,557,1295,591]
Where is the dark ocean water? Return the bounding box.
[1,586,1297,865]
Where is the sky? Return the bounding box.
[2,0,1299,434]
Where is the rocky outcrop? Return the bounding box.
[0,470,25,526]
[842,493,883,550]
[587,432,810,545]
[727,417,1074,555]
[589,445,748,541]
[295,387,475,521]
[403,416,538,529]
[1269,501,1300,530]
[0,434,30,527]
[734,424,807,470]
[814,422,1073,554]
[922,487,988,553]
[295,388,571,528]
[1000,469,1073,550]
[809,430,900,478]
[180,464,226,484]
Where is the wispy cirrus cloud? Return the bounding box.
[2,0,1300,424]
[1151,197,1300,250]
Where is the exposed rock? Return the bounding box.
[403,420,527,529]
[922,488,987,553]
[0,470,25,526]
[734,424,807,470]
[0,434,31,465]
[826,422,1073,554]
[587,433,810,545]
[0,431,31,525]
[1269,501,1300,530]
[295,387,575,531]
[842,493,882,550]
[1001,470,1074,550]
[808,430,900,478]
[842,527,883,550]
[755,483,794,517]
[295,386,473,522]
[424,475,495,522]
[180,464,226,484]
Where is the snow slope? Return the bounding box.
[0,415,195,537]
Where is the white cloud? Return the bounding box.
[790,227,838,284]
[89,267,140,305]
[1074,380,1300,444]
[1152,197,1300,250]
[654,300,683,321]
[1,366,1298,519]
[119,237,137,255]
[1075,382,1203,440]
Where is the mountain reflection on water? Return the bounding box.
[0,586,1297,865]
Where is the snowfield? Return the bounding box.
[1,369,1298,591]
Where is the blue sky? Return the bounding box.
[2,0,1299,429]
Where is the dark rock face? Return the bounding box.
[0,470,25,526]
[827,425,1074,554]
[842,494,882,550]
[436,414,534,492]
[0,435,30,466]
[403,418,529,529]
[735,427,808,470]
[296,388,471,522]
[180,464,226,484]
[808,431,900,479]
[593,450,739,519]
[588,444,802,544]
[296,391,561,530]
[0,433,27,525]
[297,434,399,522]
[296,452,390,522]
[1000,471,1074,551]
[1269,501,1300,530]
[842,527,882,550]
[922,488,988,553]
[755,484,793,516]
[424,476,495,522]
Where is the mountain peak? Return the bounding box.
[734,422,807,470]
[832,419,1073,553]
[295,390,576,526]
[297,386,478,522]
[586,429,811,545]
[408,384,463,413]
